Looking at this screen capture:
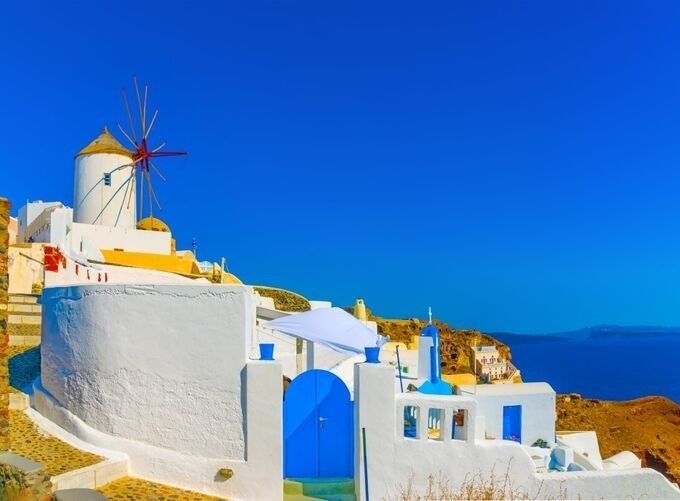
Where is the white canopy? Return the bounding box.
[263,307,386,355]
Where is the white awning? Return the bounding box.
[263,307,386,355]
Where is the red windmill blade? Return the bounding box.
[116,76,187,223]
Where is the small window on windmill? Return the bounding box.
[104,173,112,186]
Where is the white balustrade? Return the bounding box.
[396,393,476,444]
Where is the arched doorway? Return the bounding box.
[283,369,354,478]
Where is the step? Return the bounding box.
[8,314,41,325]
[9,335,41,347]
[284,478,355,499]
[0,451,43,474]
[284,495,355,501]
[7,303,42,314]
[284,495,325,501]
[54,488,108,501]
[51,459,128,490]
[9,392,29,410]
[9,294,40,304]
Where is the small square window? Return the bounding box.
[104,173,112,186]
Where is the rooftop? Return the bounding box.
[474,346,498,352]
[457,382,555,396]
[75,127,133,158]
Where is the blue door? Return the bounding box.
[284,369,354,478]
[502,405,522,443]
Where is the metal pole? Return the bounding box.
[395,345,404,393]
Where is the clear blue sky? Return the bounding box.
[2,1,680,333]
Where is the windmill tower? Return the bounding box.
[73,127,136,228]
[72,77,186,230]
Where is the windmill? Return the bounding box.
[118,76,187,222]
[73,77,187,228]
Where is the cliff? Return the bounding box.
[372,314,511,375]
[557,394,680,485]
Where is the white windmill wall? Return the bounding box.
[73,152,136,228]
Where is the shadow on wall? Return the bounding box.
[240,365,248,463]
[9,347,40,392]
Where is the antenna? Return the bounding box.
[428,306,432,325]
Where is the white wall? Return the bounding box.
[353,363,680,500]
[17,204,171,258]
[463,389,556,446]
[8,245,44,294]
[557,431,604,470]
[20,206,69,244]
[36,283,283,500]
[43,252,208,289]
[18,201,63,231]
[74,153,136,228]
[41,284,250,458]
[50,208,74,248]
[69,222,171,256]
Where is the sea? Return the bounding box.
[492,326,680,404]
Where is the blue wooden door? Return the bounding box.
[284,370,354,478]
[502,405,522,443]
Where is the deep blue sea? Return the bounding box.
[492,329,680,404]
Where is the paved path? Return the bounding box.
[10,410,104,476]
[98,477,224,500]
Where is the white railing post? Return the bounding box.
[442,407,452,442]
[418,405,428,440]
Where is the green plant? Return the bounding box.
[532,438,549,448]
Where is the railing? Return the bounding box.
[396,393,476,444]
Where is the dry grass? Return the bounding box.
[390,463,566,501]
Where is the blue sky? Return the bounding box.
[2,1,680,333]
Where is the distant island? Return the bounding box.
[493,324,680,343]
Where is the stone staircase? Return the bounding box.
[284,478,356,501]
[7,294,41,347]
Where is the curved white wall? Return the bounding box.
[41,284,251,459]
[74,153,136,228]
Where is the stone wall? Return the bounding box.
[0,197,10,451]
[0,462,52,500]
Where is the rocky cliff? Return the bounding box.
[372,314,511,375]
[556,394,680,485]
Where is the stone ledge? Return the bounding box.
[0,454,53,500]
[9,393,29,411]
[0,451,43,474]
[51,459,128,491]
[7,304,41,314]
[7,314,41,325]
[8,295,39,305]
[9,336,41,347]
